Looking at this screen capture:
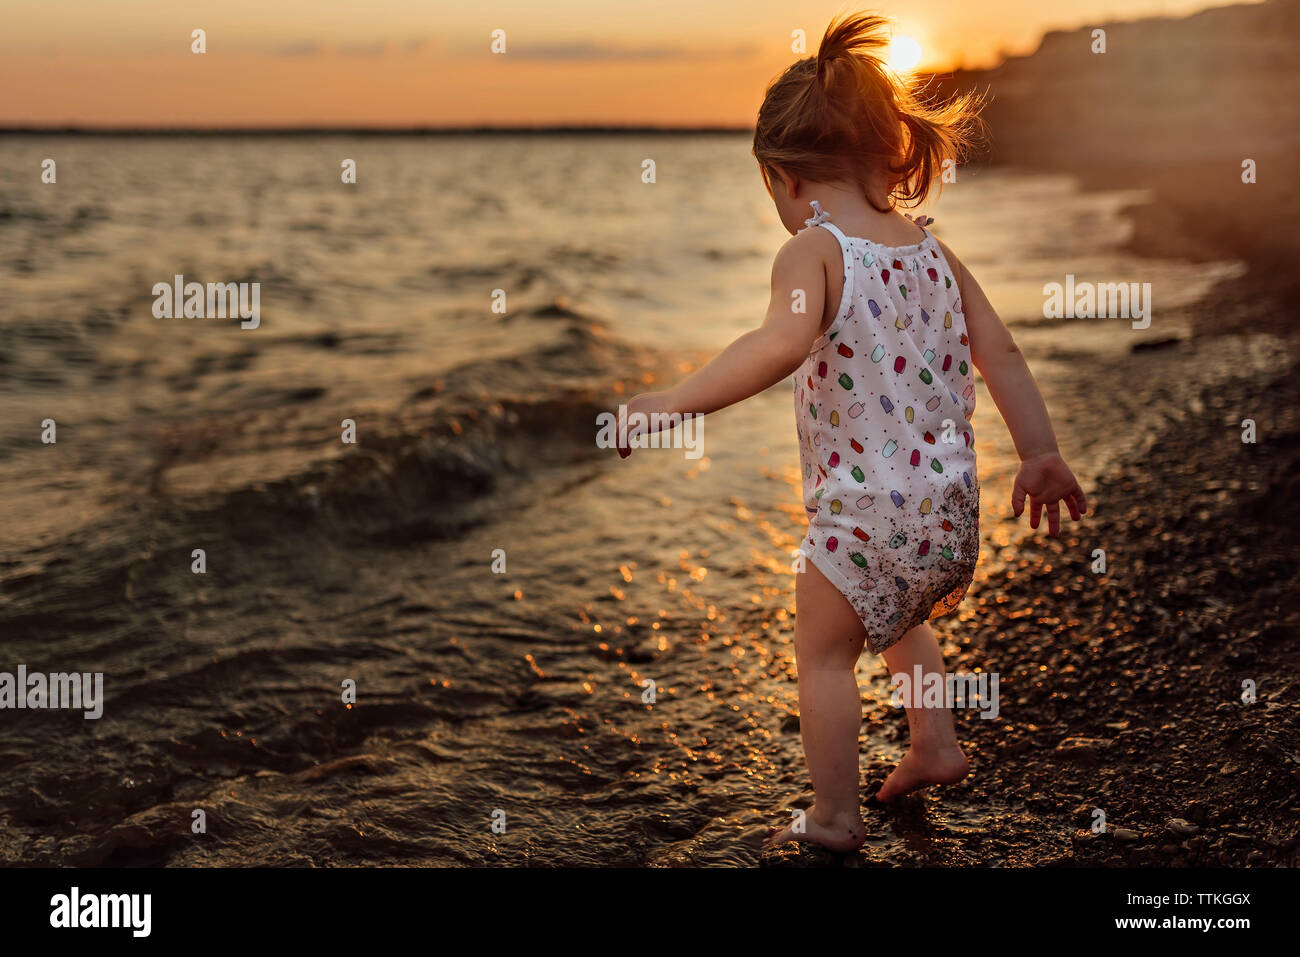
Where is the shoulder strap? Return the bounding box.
[815,221,854,296]
[812,220,854,341]
[816,220,849,246]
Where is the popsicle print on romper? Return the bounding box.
[793,203,980,654]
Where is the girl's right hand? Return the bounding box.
[617,390,675,459]
[1011,451,1087,537]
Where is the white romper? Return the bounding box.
[794,202,980,654]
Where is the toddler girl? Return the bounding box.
[618,13,1086,853]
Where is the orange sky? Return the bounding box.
[0,0,1253,126]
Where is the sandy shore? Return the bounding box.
[762,332,1298,868]
[952,345,1299,866]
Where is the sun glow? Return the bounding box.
[887,35,924,73]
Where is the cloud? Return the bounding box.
[506,41,759,62]
[273,37,437,58]
[336,40,391,57]
[275,41,323,57]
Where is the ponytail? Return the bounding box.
[754,13,985,211]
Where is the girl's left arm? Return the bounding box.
[936,237,1087,536]
[619,230,831,453]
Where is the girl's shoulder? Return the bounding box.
[774,223,846,277]
[789,220,846,253]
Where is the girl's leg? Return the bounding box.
[765,561,868,852]
[875,620,970,800]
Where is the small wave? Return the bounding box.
[181,388,609,542]
[0,204,52,224]
[521,296,588,321]
[549,243,621,272]
[163,316,649,542]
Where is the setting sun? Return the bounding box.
[887,34,924,73]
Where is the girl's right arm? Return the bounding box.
[937,238,1088,537]
[618,228,836,455]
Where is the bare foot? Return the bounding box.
[874,744,970,802]
[764,806,866,853]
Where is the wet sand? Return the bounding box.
[767,333,1300,867]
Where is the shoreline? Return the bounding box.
[924,0,1299,338]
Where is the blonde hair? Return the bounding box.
[753,13,985,211]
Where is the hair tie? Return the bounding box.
[803,200,832,229]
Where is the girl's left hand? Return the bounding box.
[1011,451,1088,537]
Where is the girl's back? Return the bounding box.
[794,207,978,654]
